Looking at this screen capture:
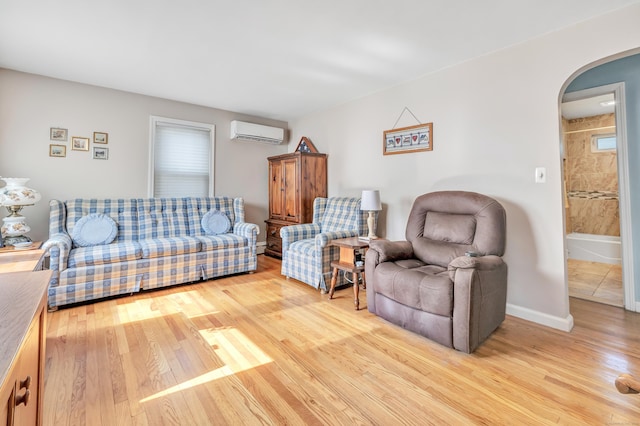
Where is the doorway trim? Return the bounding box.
[562,82,635,311]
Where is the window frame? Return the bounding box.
[590,133,617,153]
[148,115,215,198]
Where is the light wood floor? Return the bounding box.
[568,258,623,307]
[43,255,640,425]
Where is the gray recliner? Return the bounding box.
[365,191,507,353]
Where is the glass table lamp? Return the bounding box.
[0,177,41,246]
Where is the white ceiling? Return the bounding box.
[1,0,639,122]
[562,94,616,119]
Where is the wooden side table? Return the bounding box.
[328,237,370,310]
[0,242,45,273]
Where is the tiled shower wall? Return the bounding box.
[563,113,619,236]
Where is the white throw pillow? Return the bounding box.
[201,210,231,235]
[72,213,118,247]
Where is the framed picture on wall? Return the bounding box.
[50,127,68,141]
[383,122,433,155]
[71,136,90,151]
[93,147,109,160]
[49,144,66,157]
[94,131,108,144]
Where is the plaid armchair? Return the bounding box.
[280,197,371,291]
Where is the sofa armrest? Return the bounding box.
[233,222,260,238]
[368,240,414,262]
[42,233,73,273]
[448,255,508,353]
[280,223,321,253]
[233,222,259,253]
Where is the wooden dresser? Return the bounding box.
[0,243,50,426]
[265,150,327,257]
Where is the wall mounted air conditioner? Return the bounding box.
[230,120,284,145]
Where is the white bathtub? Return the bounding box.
[566,233,621,265]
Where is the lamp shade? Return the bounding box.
[361,190,381,211]
[0,177,41,206]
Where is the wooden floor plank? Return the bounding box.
[43,255,640,425]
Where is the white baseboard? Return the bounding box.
[257,241,266,255]
[506,303,574,332]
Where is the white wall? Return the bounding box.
[289,4,640,330]
[0,70,288,243]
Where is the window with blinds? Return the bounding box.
[149,116,215,198]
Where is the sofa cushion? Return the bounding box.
[287,239,316,257]
[188,197,237,236]
[71,213,118,247]
[196,234,247,251]
[68,242,143,268]
[137,198,191,239]
[66,199,138,242]
[201,210,231,235]
[139,237,201,259]
[320,197,360,233]
[373,262,453,317]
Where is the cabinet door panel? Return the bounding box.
[1,383,14,426]
[13,315,40,426]
[299,156,327,223]
[269,160,284,218]
[283,158,299,221]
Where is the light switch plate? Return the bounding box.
[535,167,546,183]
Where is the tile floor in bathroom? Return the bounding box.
[567,258,623,307]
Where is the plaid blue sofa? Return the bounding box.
[42,197,258,308]
[280,197,372,291]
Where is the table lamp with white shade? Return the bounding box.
[360,190,381,240]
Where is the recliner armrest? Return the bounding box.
[447,255,504,280]
[369,240,414,262]
[448,254,508,353]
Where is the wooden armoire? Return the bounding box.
[265,137,327,258]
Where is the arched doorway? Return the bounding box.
[559,52,640,312]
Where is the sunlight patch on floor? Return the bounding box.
[139,365,236,403]
[199,326,273,372]
[140,326,273,403]
[113,289,223,324]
